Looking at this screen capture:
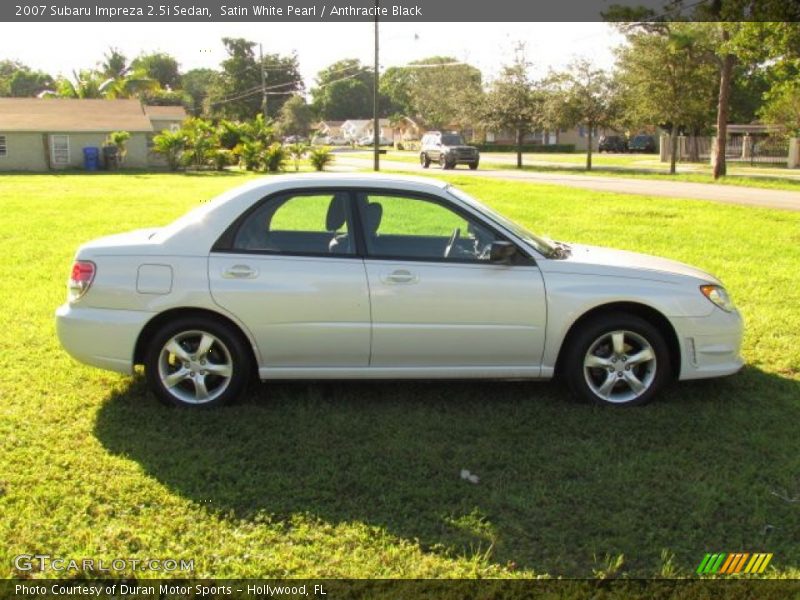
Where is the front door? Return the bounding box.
[355,190,547,370]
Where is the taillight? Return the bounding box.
[67,260,95,302]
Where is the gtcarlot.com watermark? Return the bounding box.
[14,553,194,573]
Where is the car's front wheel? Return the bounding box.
[420,153,431,168]
[145,318,251,408]
[562,313,670,406]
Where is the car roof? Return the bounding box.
[231,172,450,196]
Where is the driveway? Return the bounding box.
[333,156,800,212]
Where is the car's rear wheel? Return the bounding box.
[420,153,430,168]
[562,313,670,406]
[145,318,251,408]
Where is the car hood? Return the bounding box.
[545,243,721,284]
[445,145,478,151]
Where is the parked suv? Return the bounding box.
[420,131,480,170]
[598,135,628,153]
[628,135,657,153]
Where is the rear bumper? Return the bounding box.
[671,308,744,380]
[55,303,153,375]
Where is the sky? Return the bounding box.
[0,22,623,90]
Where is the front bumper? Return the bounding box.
[670,307,744,380]
[447,152,479,165]
[56,303,153,375]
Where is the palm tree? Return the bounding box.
[152,130,186,171]
[38,70,106,98]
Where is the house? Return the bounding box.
[363,118,393,143]
[143,104,187,133]
[341,119,371,143]
[312,120,346,144]
[390,116,422,143]
[0,98,186,171]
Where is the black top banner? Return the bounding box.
[4,0,800,22]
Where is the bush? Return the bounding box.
[308,147,334,171]
[234,140,264,171]
[152,129,185,171]
[397,140,420,151]
[287,142,309,172]
[263,142,288,172]
[476,143,576,153]
[210,148,234,171]
[104,130,131,165]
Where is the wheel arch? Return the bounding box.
[554,301,681,379]
[133,307,259,372]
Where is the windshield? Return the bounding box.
[440,134,464,145]
[446,186,557,257]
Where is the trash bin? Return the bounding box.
[83,147,100,171]
[102,145,119,170]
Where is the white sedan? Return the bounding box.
[56,174,743,408]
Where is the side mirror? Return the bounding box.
[489,240,517,263]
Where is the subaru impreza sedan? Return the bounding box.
[56,174,743,408]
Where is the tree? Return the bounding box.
[51,70,107,98]
[207,38,302,121]
[100,73,159,99]
[404,57,483,131]
[181,68,218,116]
[311,59,374,120]
[100,47,129,80]
[105,130,131,165]
[615,25,717,174]
[131,52,181,89]
[0,61,55,97]
[760,80,800,136]
[9,68,54,97]
[729,22,800,134]
[481,48,546,168]
[152,129,186,171]
[547,59,618,170]
[276,94,313,138]
[379,66,414,116]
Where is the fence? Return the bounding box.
[660,134,799,167]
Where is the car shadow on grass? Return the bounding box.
[93,367,800,576]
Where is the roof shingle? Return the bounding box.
[0,98,154,132]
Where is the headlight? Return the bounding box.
[700,284,735,312]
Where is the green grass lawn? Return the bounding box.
[1,171,799,580]
[348,150,800,191]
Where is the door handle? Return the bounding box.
[382,269,418,284]
[223,264,258,279]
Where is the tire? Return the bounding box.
[420,153,430,168]
[468,161,479,170]
[144,317,252,408]
[439,154,448,169]
[561,312,670,407]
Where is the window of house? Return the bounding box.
[0,135,7,157]
[50,135,70,166]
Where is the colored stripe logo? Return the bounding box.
[696,552,773,574]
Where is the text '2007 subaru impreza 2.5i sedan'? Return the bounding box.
[56,174,743,408]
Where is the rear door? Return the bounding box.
[209,190,371,368]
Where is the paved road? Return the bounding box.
[333,156,800,211]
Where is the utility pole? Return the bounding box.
[259,43,268,120]
[373,0,380,171]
